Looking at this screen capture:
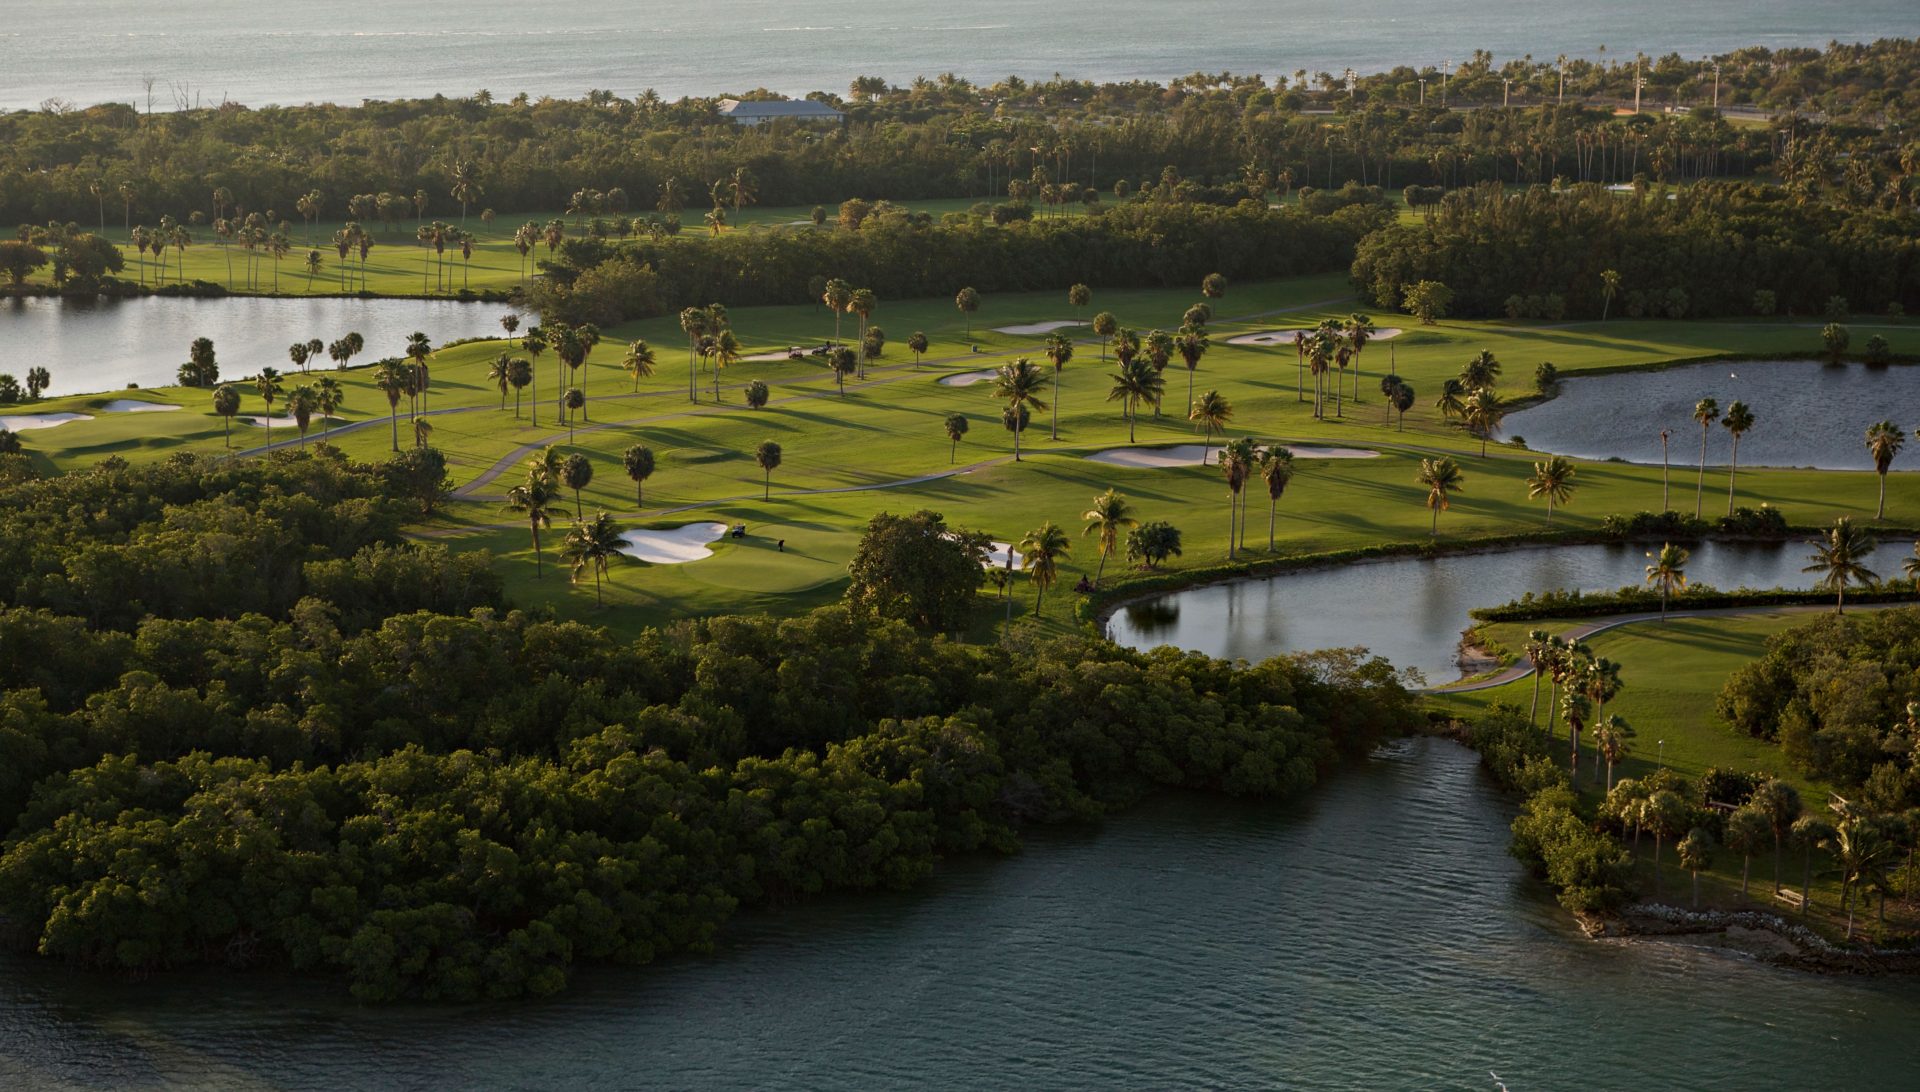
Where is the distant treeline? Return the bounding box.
[533,197,1374,324]
[5,39,1916,231]
[1352,182,1920,320]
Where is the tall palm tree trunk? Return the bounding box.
[1695,425,1709,518]
[1727,436,1740,517]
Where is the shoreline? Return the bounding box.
[1578,904,1920,975]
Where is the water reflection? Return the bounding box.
[1112,539,1919,680]
[1506,358,1920,470]
[0,295,507,396]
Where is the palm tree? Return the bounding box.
[1791,815,1836,916]
[1721,400,1755,517]
[211,384,241,448]
[1594,715,1634,793]
[849,288,877,368]
[1600,269,1621,320]
[944,413,970,463]
[1645,789,1690,896]
[1081,488,1137,586]
[707,329,740,401]
[1464,387,1504,456]
[487,353,514,409]
[1561,689,1592,782]
[560,453,594,518]
[366,360,404,445]
[255,367,283,443]
[1174,325,1209,410]
[821,277,853,345]
[1803,518,1879,612]
[1260,447,1296,552]
[955,286,981,338]
[413,416,434,450]
[1418,457,1465,536]
[314,376,343,438]
[405,331,433,412]
[1434,377,1467,423]
[1460,349,1502,391]
[1677,827,1715,908]
[562,512,623,606]
[1644,542,1690,620]
[1107,358,1162,442]
[1692,397,1719,518]
[288,342,311,373]
[1865,421,1904,519]
[504,477,557,578]
[1042,332,1074,440]
[677,307,707,403]
[829,346,858,395]
[623,339,657,392]
[1526,456,1577,522]
[285,384,318,447]
[592,440,648,511]
[1017,521,1071,614]
[907,331,929,367]
[1345,313,1376,401]
[1391,381,1415,430]
[1725,805,1773,899]
[1292,330,1308,403]
[1188,390,1233,465]
[561,388,586,442]
[754,440,782,500]
[1092,311,1117,362]
[1750,779,1804,897]
[1220,437,1255,558]
[506,358,532,417]
[1520,630,1552,729]
[992,359,1048,462]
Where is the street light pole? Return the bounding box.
[1418,77,1427,106]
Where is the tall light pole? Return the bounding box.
[1633,63,1644,115]
[1712,61,1722,110]
[1345,68,1356,98]
[1503,77,1512,107]
[1557,55,1567,104]
[1418,77,1427,106]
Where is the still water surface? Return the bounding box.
[4,1,1913,110]
[1506,358,1920,471]
[0,296,506,397]
[3,739,1914,1089]
[1109,539,1920,681]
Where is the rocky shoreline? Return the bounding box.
[1578,904,1920,974]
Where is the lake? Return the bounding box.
[1506,357,1920,471]
[3,738,1914,1089]
[1107,539,1920,682]
[3,0,1912,110]
[0,296,509,397]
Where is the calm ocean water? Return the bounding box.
[4,0,1914,111]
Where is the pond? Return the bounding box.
[1107,539,1920,682]
[1506,358,1920,471]
[0,296,511,397]
[3,738,1913,1089]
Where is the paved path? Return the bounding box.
[1428,601,1903,694]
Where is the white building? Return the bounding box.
[717,99,846,126]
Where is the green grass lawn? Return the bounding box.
[54,195,1050,298]
[12,273,1920,638]
[1430,609,1917,939]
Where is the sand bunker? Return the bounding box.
[742,351,796,362]
[0,412,93,432]
[938,370,999,387]
[1226,327,1404,347]
[1085,444,1378,469]
[99,399,181,413]
[993,320,1085,336]
[617,522,729,565]
[241,414,340,428]
[983,540,1024,570]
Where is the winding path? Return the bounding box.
[1428,601,1904,694]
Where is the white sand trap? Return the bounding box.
[1227,327,1404,347]
[100,399,181,413]
[1086,444,1378,469]
[0,412,92,431]
[938,370,999,387]
[617,522,729,565]
[240,414,341,428]
[993,320,1085,336]
[983,540,1024,570]
[742,351,794,363]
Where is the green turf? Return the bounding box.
[48,196,1059,298]
[12,273,1920,634]
[1427,609,1918,937]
